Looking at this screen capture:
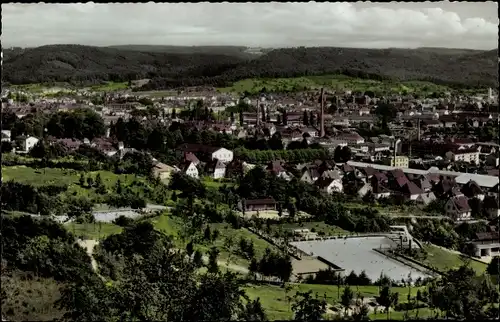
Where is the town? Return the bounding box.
[2,2,499,321]
[2,79,499,320]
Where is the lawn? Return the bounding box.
[65,222,123,240]
[198,223,280,266]
[419,244,487,275]
[3,166,150,201]
[270,221,349,237]
[217,74,454,96]
[243,283,423,321]
[3,166,81,186]
[202,177,237,190]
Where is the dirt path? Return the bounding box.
[77,239,99,272]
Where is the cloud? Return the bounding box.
[1,2,497,49]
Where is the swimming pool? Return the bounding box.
[290,236,429,282]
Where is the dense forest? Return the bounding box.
[2,45,497,89]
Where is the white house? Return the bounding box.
[206,160,226,179]
[20,136,39,153]
[445,148,480,165]
[183,162,199,179]
[211,147,234,163]
[315,177,343,194]
[1,130,11,142]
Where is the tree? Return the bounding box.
[79,174,85,187]
[240,298,267,321]
[186,241,194,256]
[207,247,219,274]
[487,256,499,275]
[248,258,258,281]
[376,286,399,319]
[193,250,203,268]
[86,176,94,188]
[114,179,122,194]
[341,286,354,316]
[291,291,327,321]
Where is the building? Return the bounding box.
[206,159,226,179]
[390,156,409,168]
[182,162,199,179]
[20,136,39,153]
[239,198,277,212]
[1,130,11,142]
[177,144,233,163]
[445,196,472,221]
[468,230,500,261]
[152,162,176,181]
[445,147,480,165]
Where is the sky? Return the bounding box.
[2,2,498,50]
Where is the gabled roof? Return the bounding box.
[450,195,471,212]
[267,161,285,174]
[321,170,342,180]
[395,175,409,187]
[402,181,423,195]
[460,180,484,198]
[185,152,200,164]
[389,169,405,178]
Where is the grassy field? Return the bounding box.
[243,283,424,320]
[217,75,456,95]
[3,166,149,200]
[86,81,128,92]
[419,244,487,275]
[65,222,123,240]
[150,212,186,246]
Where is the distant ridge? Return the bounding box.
[2,44,497,89]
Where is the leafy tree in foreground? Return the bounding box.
[291,290,327,321]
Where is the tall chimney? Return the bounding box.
[320,88,325,137]
[256,100,260,126]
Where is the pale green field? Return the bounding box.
[217,75,455,95]
[244,283,425,321]
[420,244,487,275]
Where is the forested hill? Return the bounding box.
[2,44,498,89]
[2,44,245,85]
[106,45,259,59]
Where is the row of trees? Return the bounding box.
[234,147,331,164]
[2,108,106,140]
